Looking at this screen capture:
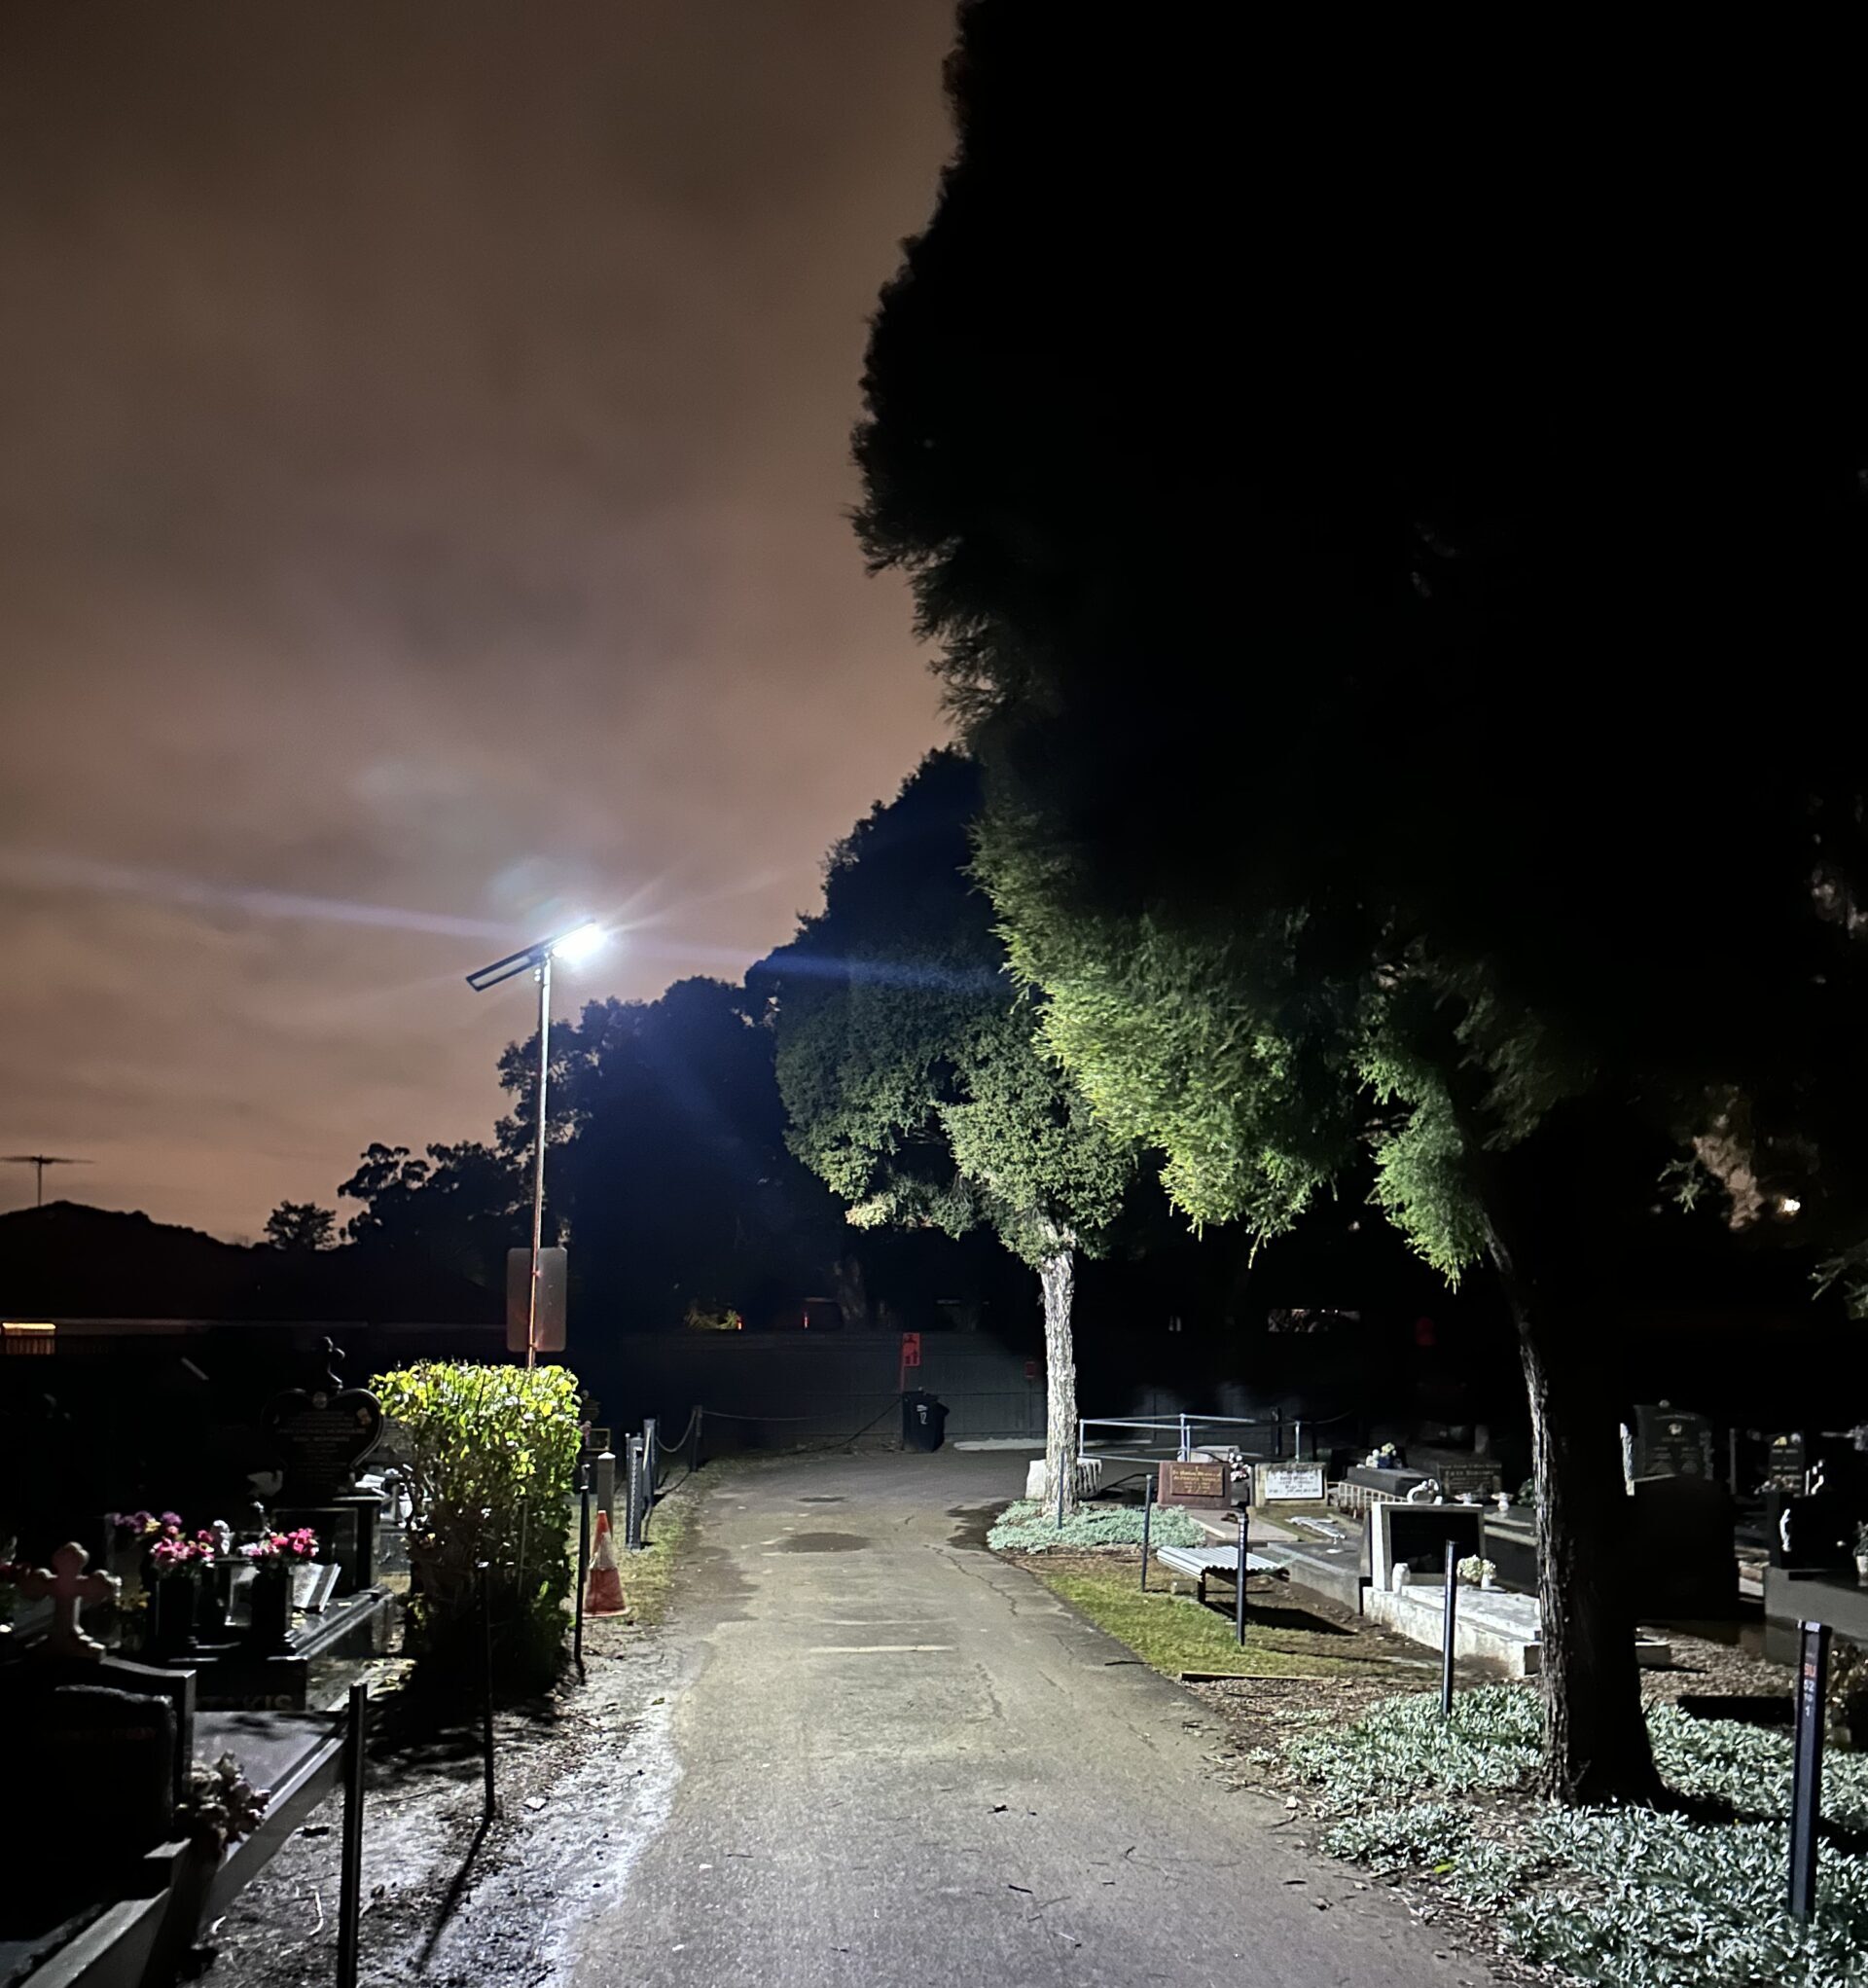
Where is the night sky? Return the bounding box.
[0,2,955,1237]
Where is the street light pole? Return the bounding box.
[466,920,605,1370]
[527,950,552,1370]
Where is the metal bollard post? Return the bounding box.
[574,1469,591,1676]
[1789,1620,1832,1920]
[478,1563,496,1820]
[1235,1508,1249,1645]
[1140,1476,1154,1592]
[1441,1540,1458,1717]
[643,1417,658,1508]
[595,1447,617,1529]
[626,1435,645,1551]
[337,1681,367,1988]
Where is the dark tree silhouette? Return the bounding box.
[339,1140,524,1290]
[497,977,851,1331]
[854,4,1868,1802]
[262,1201,336,1251]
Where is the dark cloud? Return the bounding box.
[0,0,955,1236]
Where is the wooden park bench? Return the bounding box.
[1155,1542,1288,1608]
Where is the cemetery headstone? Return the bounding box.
[1438,1459,1504,1500]
[1766,1432,1808,1498]
[1253,1461,1325,1502]
[263,1343,384,1596]
[1157,1459,1232,1508]
[28,1683,179,1875]
[18,1541,119,1658]
[263,1345,384,1503]
[1634,1404,1714,1481]
[1631,1476,1737,1616]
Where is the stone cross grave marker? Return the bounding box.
[19,1541,120,1658]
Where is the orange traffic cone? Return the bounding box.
[585,1509,627,1616]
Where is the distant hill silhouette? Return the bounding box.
[0,1200,501,1323]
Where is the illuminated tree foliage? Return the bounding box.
[856,5,1868,1801]
[762,752,1132,1511]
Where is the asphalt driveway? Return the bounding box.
[572,1448,1491,1987]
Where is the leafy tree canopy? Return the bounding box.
[262,1201,336,1251]
[339,1140,523,1289]
[761,751,1131,1271]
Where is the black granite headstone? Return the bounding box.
[262,1343,383,1502]
[33,1684,177,1862]
[1631,1475,1737,1617]
[1634,1405,1713,1480]
[1765,1432,1808,1497]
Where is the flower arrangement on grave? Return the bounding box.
[240,1527,319,1565]
[106,1508,184,1540]
[149,1528,218,1573]
[1456,1554,1498,1587]
[1363,1442,1400,1469]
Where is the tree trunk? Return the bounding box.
[1039,1246,1080,1519]
[1486,1212,1662,1806]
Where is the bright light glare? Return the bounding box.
[1779,1195,1802,1216]
[549,920,605,964]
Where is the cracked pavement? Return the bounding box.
[570,1449,1494,1987]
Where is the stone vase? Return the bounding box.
[148,1572,200,1657]
[197,1565,230,1639]
[1855,1553,1868,1586]
[246,1565,295,1651]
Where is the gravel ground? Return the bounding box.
[198,1517,690,1988]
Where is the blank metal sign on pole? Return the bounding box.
[506,1246,568,1356]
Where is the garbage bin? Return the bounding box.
[902,1389,949,1453]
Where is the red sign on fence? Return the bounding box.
[900,1331,921,1369]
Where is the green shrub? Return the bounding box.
[1321,1801,1469,1872]
[988,1499,1208,1552]
[1287,1687,1868,1987]
[374,1361,582,1694]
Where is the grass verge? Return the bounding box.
[1021,1555,1425,1681]
[617,1479,694,1628]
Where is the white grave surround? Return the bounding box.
[1368,1500,1486,1595]
[1367,1580,1671,1678]
[1254,1462,1326,1502]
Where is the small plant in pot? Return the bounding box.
[1456,1554,1498,1589]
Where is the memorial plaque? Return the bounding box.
[1634,1405,1712,1480]
[1766,1432,1808,1497]
[1256,1463,1326,1501]
[1439,1460,1504,1500]
[1157,1459,1232,1508]
[264,1384,384,1500]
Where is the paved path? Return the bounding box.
[573,1451,1491,1987]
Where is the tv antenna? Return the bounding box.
[3,1154,92,1206]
